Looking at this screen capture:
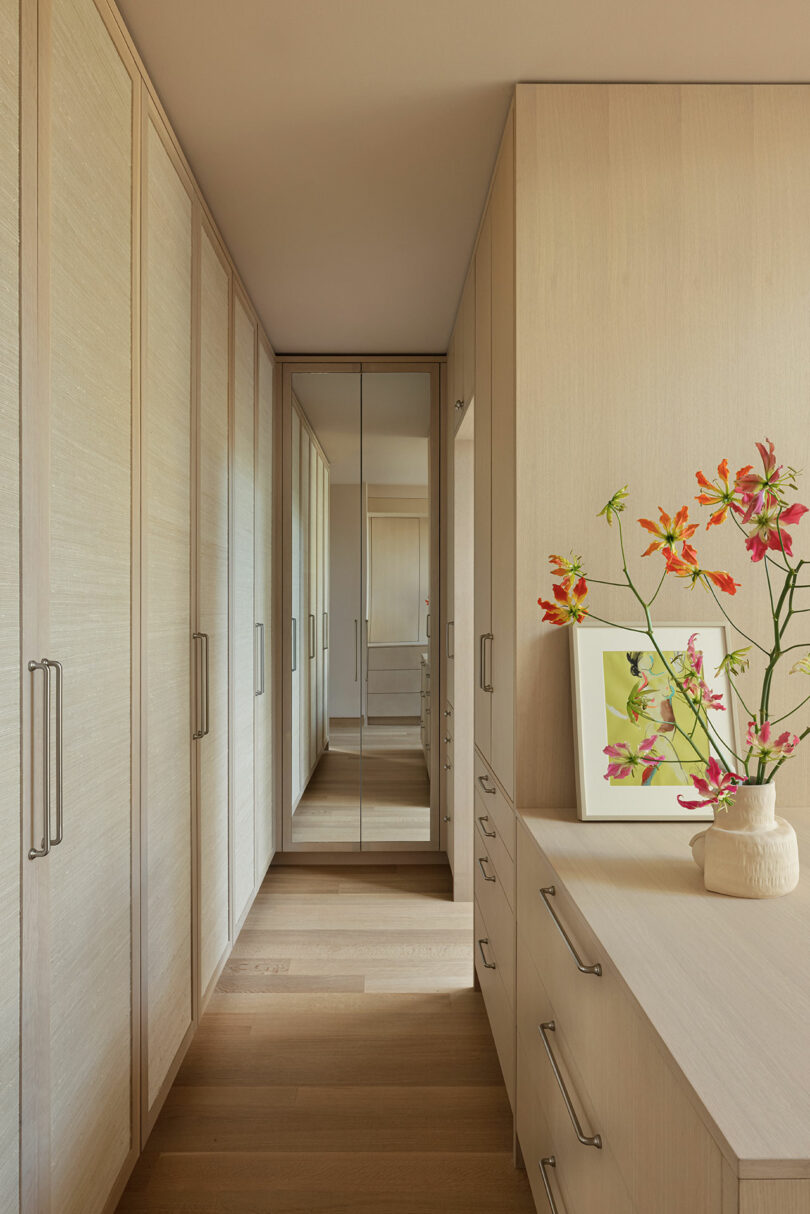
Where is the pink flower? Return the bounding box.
[603,735,663,785]
[744,501,808,562]
[679,633,726,711]
[736,439,797,520]
[676,756,742,811]
[745,720,800,763]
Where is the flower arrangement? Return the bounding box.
[538,440,810,813]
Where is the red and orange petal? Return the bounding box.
[705,569,740,596]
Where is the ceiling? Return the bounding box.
[118,0,810,354]
[293,372,430,484]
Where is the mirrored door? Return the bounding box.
[284,364,437,850]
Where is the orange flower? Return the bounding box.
[638,506,698,557]
[538,576,589,626]
[695,459,751,528]
[664,546,740,596]
[549,553,586,579]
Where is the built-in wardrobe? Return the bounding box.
[1,0,276,1209]
[291,398,330,809]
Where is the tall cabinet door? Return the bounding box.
[254,337,274,879]
[24,0,139,1207]
[291,408,302,806]
[299,426,311,784]
[474,209,493,760]
[321,460,330,751]
[141,106,194,1122]
[308,442,318,766]
[232,290,256,927]
[489,112,515,800]
[197,219,231,1001]
[0,0,20,1206]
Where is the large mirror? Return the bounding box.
[285,367,436,849]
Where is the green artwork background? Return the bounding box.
[602,649,708,787]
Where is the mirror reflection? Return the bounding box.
[289,370,433,846]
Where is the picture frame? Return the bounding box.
[569,622,740,821]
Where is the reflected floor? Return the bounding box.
[292,722,431,843]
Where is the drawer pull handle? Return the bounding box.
[477,856,496,882]
[477,815,496,838]
[539,1157,560,1213]
[477,937,496,970]
[539,886,602,977]
[477,774,496,795]
[539,1022,602,1149]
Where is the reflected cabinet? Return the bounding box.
[283,365,440,851]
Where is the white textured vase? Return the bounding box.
[689,783,800,899]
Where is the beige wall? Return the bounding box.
[514,84,810,810]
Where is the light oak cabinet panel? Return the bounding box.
[473,210,492,760]
[142,110,194,1114]
[40,0,137,1205]
[0,0,19,1205]
[232,291,256,926]
[197,221,231,999]
[254,337,274,877]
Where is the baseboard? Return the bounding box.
[272,850,449,866]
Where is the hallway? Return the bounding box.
[117,866,535,1213]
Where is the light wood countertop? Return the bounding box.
[518,806,810,1179]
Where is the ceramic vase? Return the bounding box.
[689,783,799,898]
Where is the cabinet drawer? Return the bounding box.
[475,804,515,910]
[517,824,723,1214]
[517,1035,635,1214]
[474,750,516,858]
[474,838,515,999]
[475,900,515,1110]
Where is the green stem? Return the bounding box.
[703,582,768,655]
[769,693,810,726]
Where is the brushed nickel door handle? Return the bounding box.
[28,659,51,860]
[477,937,495,970]
[43,659,63,845]
[292,617,297,672]
[477,815,496,838]
[539,886,602,976]
[255,622,265,696]
[539,1022,602,1149]
[477,773,496,795]
[193,633,205,739]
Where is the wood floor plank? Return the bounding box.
[117,865,533,1212]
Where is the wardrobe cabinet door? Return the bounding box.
[233,292,256,926]
[490,111,515,800]
[462,266,476,411]
[299,425,311,786]
[0,0,20,1205]
[254,338,274,878]
[315,451,324,760]
[291,408,302,807]
[42,0,137,1206]
[142,111,194,1118]
[322,460,330,752]
[474,208,493,762]
[198,222,231,1000]
[308,442,318,765]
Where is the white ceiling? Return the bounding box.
[117,0,810,354]
[293,371,430,484]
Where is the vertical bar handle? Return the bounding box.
[323,611,329,651]
[292,617,297,673]
[192,633,205,739]
[43,659,63,845]
[482,632,494,693]
[446,619,454,659]
[477,937,496,970]
[354,619,359,682]
[28,659,50,860]
[539,1158,561,1214]
[255,622,265,696]
[309,613,316,659]
[201,633,210,734]
[426,611,430,639]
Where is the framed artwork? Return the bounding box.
[570,623,740,821]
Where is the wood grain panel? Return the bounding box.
[198,222,230,998]
[232,291,255,924]
[368,516,421,643]
[47,0,134,1205]
[0,0,19,1207]
[740,1180,810,1213]
[143,113,193,1110]
[254,338,274,878]
[473,210,492,760]
[513,83,810,811]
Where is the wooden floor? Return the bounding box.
[117,865,534,1213]
[291,723,431,844]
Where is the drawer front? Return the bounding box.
[474,837,515,999]
[517,944,636,1214]
[475,803,515,910]
[474,750,516,858]
[517,1040,634,1214]
[517,824,723,1214]
[475,899,515,1109]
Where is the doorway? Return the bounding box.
[281,361,441,851]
